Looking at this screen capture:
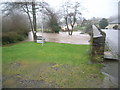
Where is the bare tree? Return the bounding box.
[2,12,30,45]
[2,1,60,40]
[32,0,37,40]
[43,5,60,33]
[2,1,38,41]
[62,2,82,35]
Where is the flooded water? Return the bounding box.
[28,31,90,45]
[101,60,119,88]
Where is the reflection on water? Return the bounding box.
[28,31,90,45]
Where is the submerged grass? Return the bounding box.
[2,42,104,88]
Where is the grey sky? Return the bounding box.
[0,0,119,19]
[46,0,119,19]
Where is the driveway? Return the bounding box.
[28,31,90,45]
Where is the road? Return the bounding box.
[102,29,119,60]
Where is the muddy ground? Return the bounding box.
[3,61,118,88]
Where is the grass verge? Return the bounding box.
[2,42,104,88]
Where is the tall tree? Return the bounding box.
[43,6,60,33]
[32,0,37,40]
[2,1,39,41]
[62,2,82,35]
[2,1,60,39]
[99,18,108,29]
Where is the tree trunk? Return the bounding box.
[69,26,74,35]
[68,30,71,35]
[33,33,37,41]
[32,0,37,41]
[65,17,71,35]
[25,3,35,41]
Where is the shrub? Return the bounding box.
[113,25,118,30]
[2,13,29,45]
[2,32,27,45]
[53,26,61,33]
[99,18,108,29]
[85,23,92,35]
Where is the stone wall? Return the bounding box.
[91,25,106,62]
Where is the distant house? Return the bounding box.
[105,19,120,30]
[61,23,78,31]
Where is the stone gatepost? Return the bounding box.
[91,25,106,62]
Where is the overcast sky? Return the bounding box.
[0,0,119,19]
[46,0,119,19]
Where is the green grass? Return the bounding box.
[3,42,89,65]
[2,42,104,88]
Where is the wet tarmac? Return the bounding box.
[101,60,119,88]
